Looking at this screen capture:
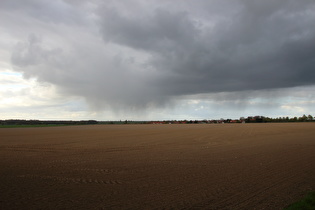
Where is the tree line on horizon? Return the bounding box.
[150,114,314,124]
[0,114,314,126]
[241,114,313,123]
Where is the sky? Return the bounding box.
[1,0,315,121]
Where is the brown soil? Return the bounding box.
[0,123,315,209]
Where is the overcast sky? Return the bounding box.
[1,0,315,120]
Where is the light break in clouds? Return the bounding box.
[0,0,315,120]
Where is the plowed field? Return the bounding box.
[1,123,315,209]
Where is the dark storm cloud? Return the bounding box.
[6,0,315,111]
[98,0,315,94]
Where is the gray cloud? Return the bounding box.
[101,0,315,91]
[5,0,315,112]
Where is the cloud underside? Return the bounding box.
[6,0,315,111]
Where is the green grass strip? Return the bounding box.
[0,124,71,128]
[284,192,315,210]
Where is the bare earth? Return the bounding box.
[0,123,315,209]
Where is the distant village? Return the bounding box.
[0,114,314,126]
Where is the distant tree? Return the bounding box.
[308,115,313,121]
[299,114,308,122]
